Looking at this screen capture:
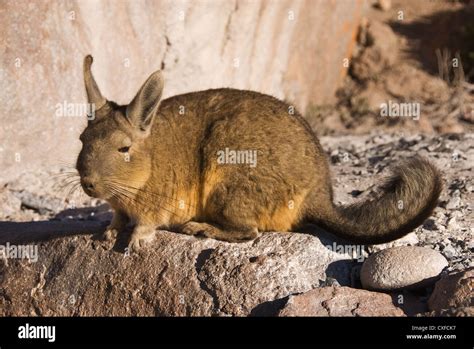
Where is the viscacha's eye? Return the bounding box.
[118,146,130,153]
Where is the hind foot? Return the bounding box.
[181,221,258,242]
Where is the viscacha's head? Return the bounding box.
[76,55,164,200]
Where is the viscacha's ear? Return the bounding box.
[83,55,107,111]
[126,71,164,134]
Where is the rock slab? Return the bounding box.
[0,231,355,316]
[278,286,405,317]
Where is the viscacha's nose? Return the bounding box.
[81,177,95,194]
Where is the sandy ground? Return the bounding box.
[305,0,474,136]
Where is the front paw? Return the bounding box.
[97,227,120,250]
[102,227,119,242]
[128,226,156,253]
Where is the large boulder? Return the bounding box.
[0,0,364,181]
[0,228,356,316]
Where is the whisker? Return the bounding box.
[65,180,81,201]
[105,178,198,210]
[51,172,80,179]
[105,184,174,221]
[105,181,193,216]
[104,182,186,219]
[56,181,77,198]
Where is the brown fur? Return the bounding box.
[77,56,442,251]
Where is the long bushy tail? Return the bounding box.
[313,157,442,245]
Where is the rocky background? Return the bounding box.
[0,0,364,180]
[1,0,473,316]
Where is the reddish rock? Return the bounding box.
[424,307,474,317]
[351,21,398,80]
[278,287,405,317]
[428,268,473,313]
